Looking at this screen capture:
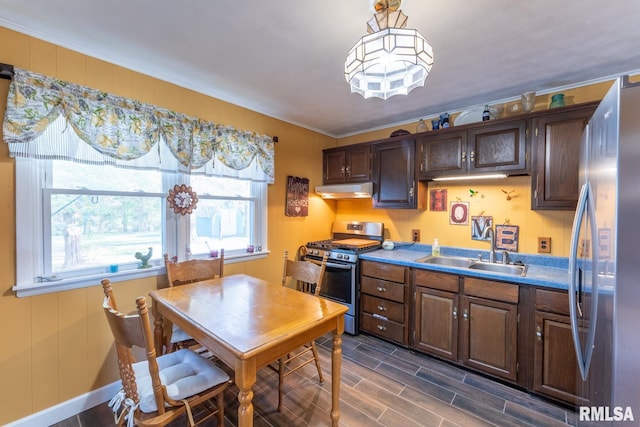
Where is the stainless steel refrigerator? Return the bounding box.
[569,76,640,425]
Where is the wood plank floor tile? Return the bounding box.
[51,332,576,427]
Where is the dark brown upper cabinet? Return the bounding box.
[530,102,598,210]
[417,119,529,180]
[322,145,371,184]
[372,139,423,209]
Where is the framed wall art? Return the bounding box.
[449,201,469,225]
[285,175,309,217]
[495,224,519,252]
[429,188,447,211]
[471,216,493,240]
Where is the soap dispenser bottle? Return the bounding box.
[432,238,441,256]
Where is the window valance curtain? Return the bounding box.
[2,68,275,183]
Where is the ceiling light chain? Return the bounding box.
[345,0,434,100]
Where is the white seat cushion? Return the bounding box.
[132,348,229,413]
[170,323,192,344]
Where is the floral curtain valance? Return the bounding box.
[2,68,274,183]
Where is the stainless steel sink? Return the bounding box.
[415,255,473,268]
[415,255,528,277]
[467,262,527,276]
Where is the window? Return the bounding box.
[15,158,268,296]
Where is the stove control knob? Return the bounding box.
[336,253,343,259]
[343,254,351,262]
[312,249,319,256]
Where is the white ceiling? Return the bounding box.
[1,0,640,138]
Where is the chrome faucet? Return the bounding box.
[502,251,511,265]
[481,227,496,263]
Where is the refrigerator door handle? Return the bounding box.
[568,181,600,381]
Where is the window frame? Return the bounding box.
[13,158,268,297]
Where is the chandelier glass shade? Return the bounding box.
[345,5,433,100]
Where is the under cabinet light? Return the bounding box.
[432,173,507,182]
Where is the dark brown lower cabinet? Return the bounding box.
[360,261,409,345]
[460,278,519,381]
[412,271,519,382]
[533,310,589,405]
[414,285,459,361]
[532,288,597,405]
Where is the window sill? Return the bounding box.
[13,250,270,297]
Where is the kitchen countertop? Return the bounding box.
[359,243,570,290]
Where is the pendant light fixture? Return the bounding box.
[345,0,434,100]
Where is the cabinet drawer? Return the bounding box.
[362,261,407,283]
[362,294,404,323]
[463,277,519,304]
[535,289,570,315]
[361,276,405,303]
[413,269,459,292]
[362,312,405,344]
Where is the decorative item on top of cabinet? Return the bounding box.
[417,118,529,180]
[531,102,598,210]
[322,144,371,185]
[372,138,424,209]
[360,260,409,346]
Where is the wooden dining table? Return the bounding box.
[149,273,348,427]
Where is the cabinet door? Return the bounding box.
[531,105,596,210]
[533,311,590,405]
[323,149,346,184]
[414,286,459,361]
[467,120,528,174]
[417,131,467,179]
[345,145,371,182]
[372,139,418,208]
[460,295,518,381]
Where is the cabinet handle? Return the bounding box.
[341,166,346,175]
[463,309,468,321]
[470,150,475,162]
[453,307,458,319]
[345,165,350,176]
[536,325,543,341]
[461,151,467,162]
[377,305,387,312]
[420,161,425,172]
[377,324,387,331]
[376,286,387,293]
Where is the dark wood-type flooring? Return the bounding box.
[52,333,578,426]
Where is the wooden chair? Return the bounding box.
[273,249,328,412]
[163,251,224,353]
[101,279,229,426]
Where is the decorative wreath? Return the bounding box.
[167,184,198,215]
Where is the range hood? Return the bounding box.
[315,182,373,199]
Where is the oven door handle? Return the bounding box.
[305,258,353,270]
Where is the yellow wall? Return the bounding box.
[0,25,624,425]
[327,82,617,257]
[0,27,336,424]
[332,176,575,255]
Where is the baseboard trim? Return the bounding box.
[5,381,120,427]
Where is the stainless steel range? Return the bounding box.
[303,221,384,335]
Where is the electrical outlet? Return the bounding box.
[412,229,420,242]
[538,237,551,253]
